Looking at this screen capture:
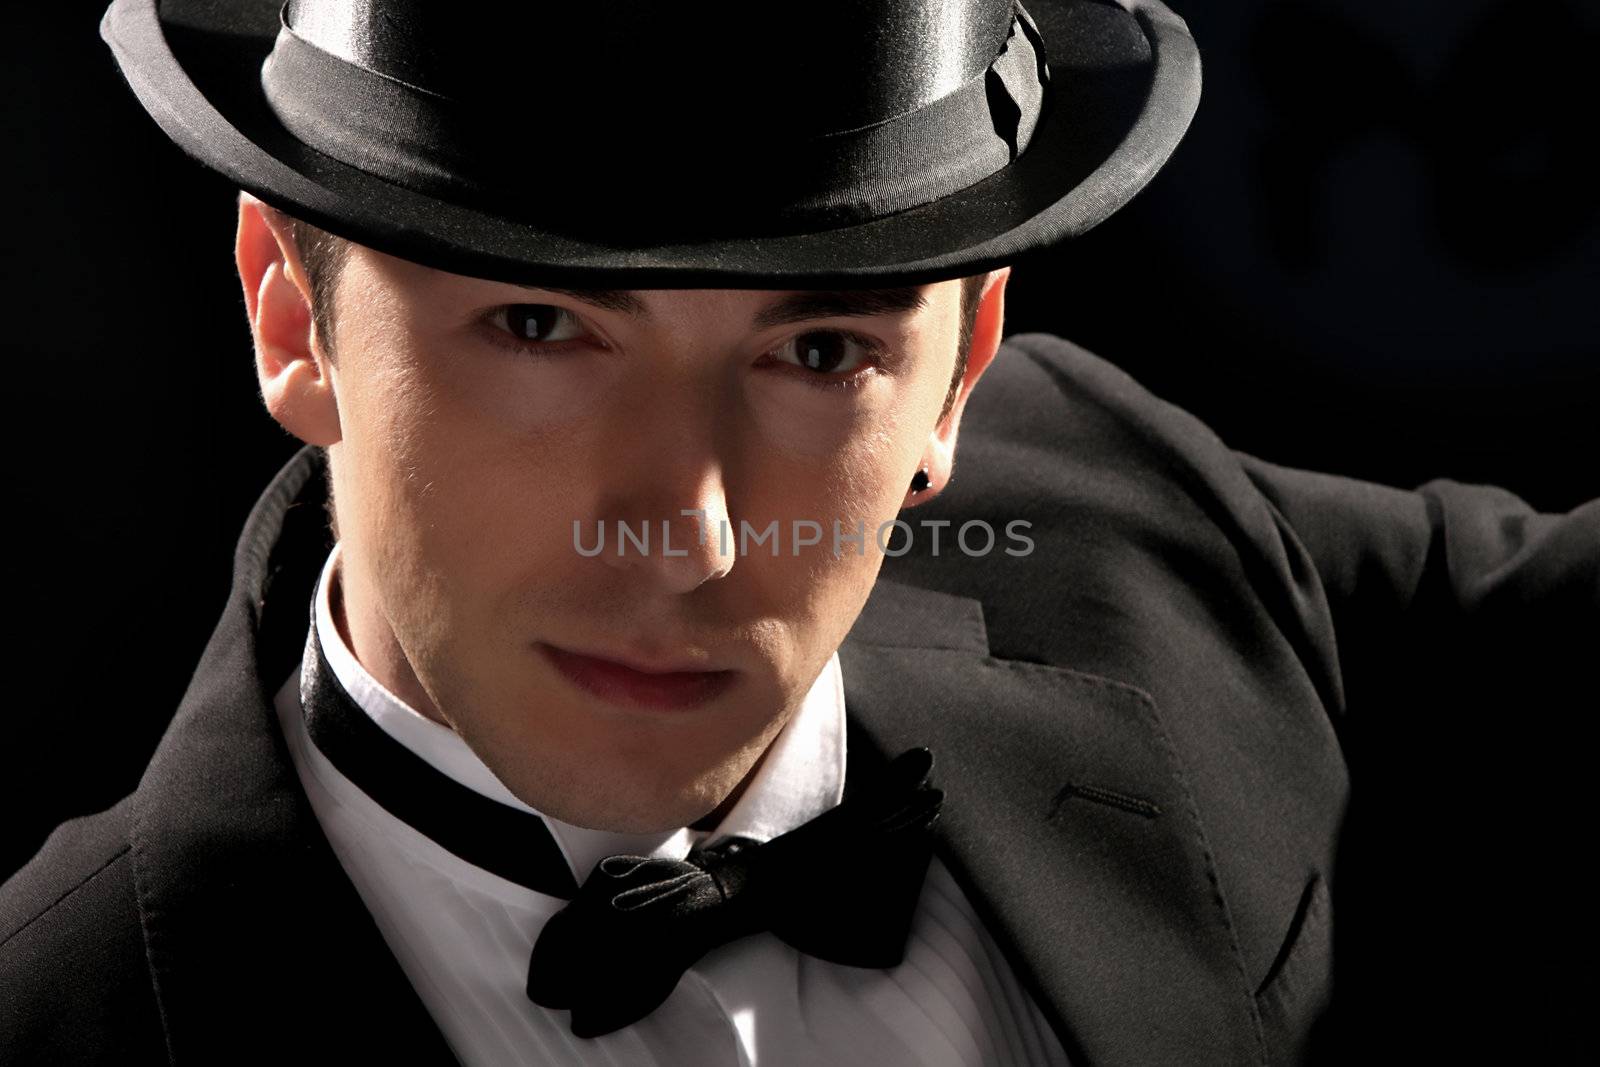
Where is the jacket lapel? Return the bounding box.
[841,578,1266,1066]
[129,447,459,1064]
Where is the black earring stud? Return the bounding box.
[909,468,931,494]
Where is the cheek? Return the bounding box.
[715,427,913,653]
[331,343,534,654]
[750,393,923,548]
[742,372,908,465]
[373,422,559,634]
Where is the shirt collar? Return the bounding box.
[312,542,847,886]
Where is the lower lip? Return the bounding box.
[539,644,736,711]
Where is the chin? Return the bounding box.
[476,733,748,834]
[441,662,783,833]
[527,774,732,834]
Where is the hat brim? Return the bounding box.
[102,0,1200,288]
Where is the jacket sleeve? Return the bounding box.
[1234,453,1598,727]
[1231,455,1599,1062]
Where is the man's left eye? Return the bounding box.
[771,331,874,376]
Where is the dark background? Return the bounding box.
[6,0,1597,1053]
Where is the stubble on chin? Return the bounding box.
[447,678,797,834]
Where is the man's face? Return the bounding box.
[259,228,999,833]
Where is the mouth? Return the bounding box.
[538,642,737,711]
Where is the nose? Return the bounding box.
[592,424,736,595]
[599,474,734,593]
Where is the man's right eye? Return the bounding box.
[499,304,586,344]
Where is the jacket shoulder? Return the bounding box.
[990,332,1233,455]
[1,796,168,1062]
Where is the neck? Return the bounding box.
[331,549,452,727]
[690,741,777,830]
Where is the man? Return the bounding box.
[3,0,1596,1065]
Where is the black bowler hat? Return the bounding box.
[100,0,1200,287]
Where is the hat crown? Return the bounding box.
[259,0,1052,237]
[282,0,1020,136]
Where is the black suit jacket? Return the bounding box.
[4,335,1595,1065]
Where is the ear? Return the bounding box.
[236,193,341,447]
[905,267,1009,505]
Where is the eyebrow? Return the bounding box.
[517,285,928,329]
[519,286,647,315]
[751,286,929,329]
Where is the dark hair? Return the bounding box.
[284,220,988,421]
[948,272,988,424]
[285,217,351,357]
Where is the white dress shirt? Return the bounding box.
[274,543,1071,1066]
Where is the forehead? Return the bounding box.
[351,246,948,325]
[514,286,932,329]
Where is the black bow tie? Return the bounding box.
[526,747,943,1038]
[298,609,942,1037]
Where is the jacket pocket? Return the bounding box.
[1255,872,1333,1064]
